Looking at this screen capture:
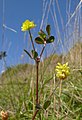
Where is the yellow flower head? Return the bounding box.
[0,110,8,120]
[21,20,36,31]
[55,62,70,80]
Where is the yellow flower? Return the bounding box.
[21,20,36,31]
[0,110,8,120]
[55,62,70,80]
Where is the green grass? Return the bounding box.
[0,53,82,120]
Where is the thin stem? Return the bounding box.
[32,110,39,120]
[53,74,56,112]
[29,30,35,51]
[59,79,62,111]
[57,79,62,119]
[40,44,46,58]
[32,37,46,120]
[59,80,62,97]
[32,59,39,120]
[36,60,39,104]
[32,77,35,114]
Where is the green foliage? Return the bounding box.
[79,67,82,74]
[46,25,51,36]
[31,50,38,59]
[0,53,82,119]
[24,49,32,59]
[38,30,47,39]
[35,25,55,44]
[35,35,55,44]
[35,37,44,44]
[46,36,55,43]
[43,100,51,110]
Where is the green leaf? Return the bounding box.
[24,49,32,59]
[46,25,51,36]
[46,36,55,43]
[35,37,44,44]
[31,50,38,59]
[38,30,47,39]
[43,100,51,110]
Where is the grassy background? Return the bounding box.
[0,42,82,120]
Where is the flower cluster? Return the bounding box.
[55,62,70,80]
[0,111,8,120]
[21,20,36,31]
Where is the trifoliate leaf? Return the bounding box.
[46,36,55,43]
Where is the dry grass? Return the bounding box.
[0,42,82,119]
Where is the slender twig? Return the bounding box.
[40,43,46,58]
[32,77,35,114]
[57,79,62,119]
[53,74,56,112]
[32,59,40,120]
[32,42,46,120]
[36,60,39,104]
[32,110,39,120]
[31,35,46,120]
[59,80,62,98]
[29,30,35,51]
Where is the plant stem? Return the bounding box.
[32,76,35,114]
[40,44,46,58]
[53,74,56,112]
[36,60,39,104]
[57,79,62,119]
[32,42,46,120]
[29,30,35,51]
[32,59,40,120]
[59,80,62,98]
[32,110,39,120]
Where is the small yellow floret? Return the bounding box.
[21,20,36,31]
[55,62,70,80]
